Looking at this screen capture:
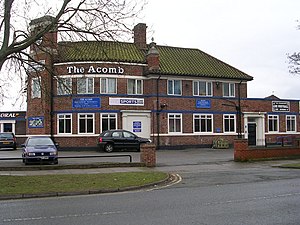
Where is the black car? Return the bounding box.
[97,129,151,152]
[22,136,58,165]
[0,133,17,150]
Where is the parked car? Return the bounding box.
[0,133,17,150]
[97,129,151,152]
[22,136,58,165]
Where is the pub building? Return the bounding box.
[9,16,300,149]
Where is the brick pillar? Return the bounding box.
[234,139,249,161]
[140,143,156,167]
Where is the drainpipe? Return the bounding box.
[156,75,161,149]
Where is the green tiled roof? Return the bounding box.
[57,41,252,81]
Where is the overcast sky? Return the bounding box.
[142,0,300,100]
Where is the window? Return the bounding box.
[223,82,235,97]
[268,115,279,132]
[224,114,236,133]
[78,113,94,134]
[31,77,41,98]
[194,114,213,133]
[101,78,117,94]
[77,77,94,94]
[57,78,72,95]
[286,115,296,132]
[58,114,72,134]
[168,114,182,133]
[101,113,117,132]
[128,79,143,95]
[193,81,212,96]
[168,80,182,95]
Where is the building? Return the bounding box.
[24,16,300,150]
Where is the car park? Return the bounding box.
[0,133,17,150]
[97,129,151,152]
[22,136,58,165]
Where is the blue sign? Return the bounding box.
[28,116,44,128]
[133,121,142,132]
[72,98,101,108]
[196,99,211,109]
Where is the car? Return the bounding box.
[97,129,152,152]
[0,133,17,150]
[22,136,58,165]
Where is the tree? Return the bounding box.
[287,52,300,75]
[0,0,146,108]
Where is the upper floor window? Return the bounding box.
[128,79,143,95]
[77,77,94,94]
[223,82,235,97]
[194,114,213,133]
[31,77,41,98]
[101,78,117,94]
[57,78,72,95]
[193,81,212,96]
[168,80,182,95]
[286,115,296,132]
[224,114,236,133]
[268,115,279,132]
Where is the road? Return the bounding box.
[0,148,300,224]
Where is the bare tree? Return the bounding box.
[0,0,146,108]
[288,52,300,75]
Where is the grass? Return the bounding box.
[0,171,168,196]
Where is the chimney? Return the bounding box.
[133,23,147,50]
[146,38,160,73]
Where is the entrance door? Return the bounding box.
[248,123,257,146]
[122,111,151,138]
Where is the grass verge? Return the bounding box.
[0,171,168,196]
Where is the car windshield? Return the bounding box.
[27,138,54,146]
[0,133,13,138]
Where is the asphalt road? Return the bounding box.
[0,148,300,224]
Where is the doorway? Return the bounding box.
[248,123,257,146]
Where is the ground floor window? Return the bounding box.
[224,114,236,133]
[78,113,94,134]
[194,114,213,133]
[268,115,279,132]
[101,113,117,132]
[168,113,182,133]
[286,115,296,132]
[58,114,72,134]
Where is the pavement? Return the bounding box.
[0,147,300,199]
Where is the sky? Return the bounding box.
[1,0,300,111]
[142,0,300,100]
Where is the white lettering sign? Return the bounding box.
[272,101,290,112]
[66,65,124,75]
[109,98,144,106]
[0,113,16,118]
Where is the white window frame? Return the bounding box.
[286,115,296,132]
[57,77,72,95]
[193,114,213,133]
[268,115,279,133]
[168,113,182,133]
[78,113,95,134]
[57,114,72,134]
[223,114,236,133]
[127,79,143,95]
[101,113,117,132]
[101,78,117,94]
[77,77,94,94]
[168,80,182,95]
[31,77,41,98]
[193,81,212,96]
[223,82,235,97]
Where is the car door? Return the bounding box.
[123,131,139,149]
[111,131,124,149]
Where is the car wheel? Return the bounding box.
[104,143,114,153]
